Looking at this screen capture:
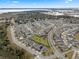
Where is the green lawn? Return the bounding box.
[32,35,50,47]
[65,51,74,59]
[74,32,79,40]
[42,47,53,56]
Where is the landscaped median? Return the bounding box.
[65,50,74,59]
[32,34,54,56]
[32,34,50,47]
[42,47,53,56]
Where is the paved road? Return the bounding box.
[48,28,66,59]
[10,19,79,59]
[10,26,40,55]
[10,25,57,59]
[47,23,79,59]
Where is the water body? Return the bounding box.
[0,8,51,14]
[0,8,76,14]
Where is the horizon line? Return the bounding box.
[0,8,78,10]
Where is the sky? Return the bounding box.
[0,0,79,8]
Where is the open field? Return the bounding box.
[42,47,53,56]
[32,35,50,47]
[32,35,53,56]
[65,51,74,59]
[74,32,79,40]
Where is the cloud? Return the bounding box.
[65,1,69,3]
[68,0,72,1]
[65,0,73,3]
[12,0,19,3]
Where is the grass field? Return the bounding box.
[32,35,53,56]
[32,35,50,47]
[74,32,79,40]
[42,47,53,56]
[65,51,74,59]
